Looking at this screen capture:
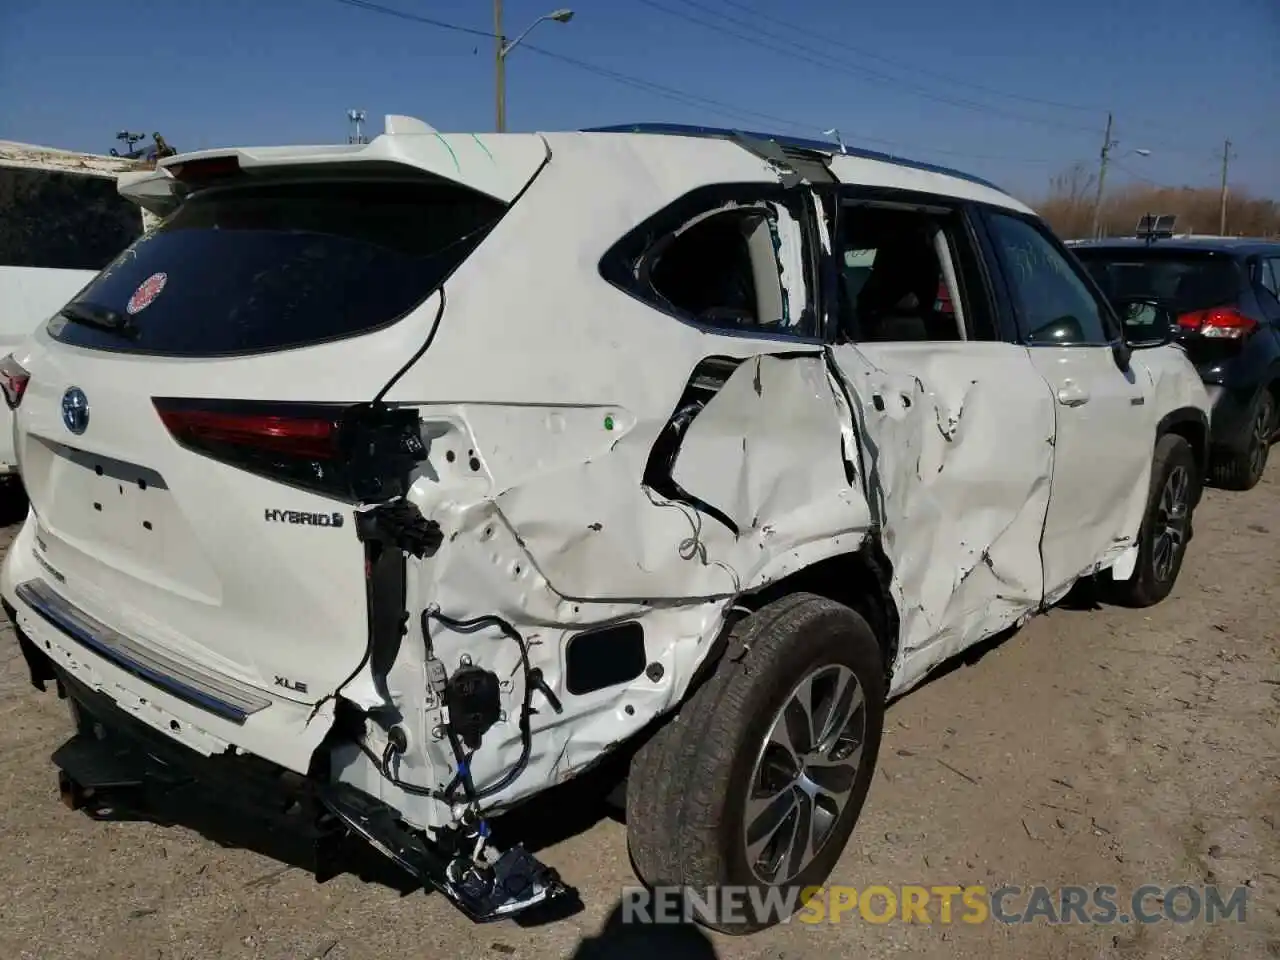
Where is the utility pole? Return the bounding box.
[1091,112,1115,239]
[494,0,506,133]
[1219,138,1232,235]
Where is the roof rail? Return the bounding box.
[582,123,1003,192]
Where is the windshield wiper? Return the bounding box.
[58,302,137,339]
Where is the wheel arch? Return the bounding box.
[1158,406,1210,491]
[740,538,901,687]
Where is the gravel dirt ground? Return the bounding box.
[0,462,1277,960]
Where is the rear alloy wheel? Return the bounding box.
[743,664,867,887]
[625,593,885,934]
[1211,389,1274,491]
[1110,433,1199,607]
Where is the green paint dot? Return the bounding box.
[603,415,615,431]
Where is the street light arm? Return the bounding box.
[502,11,572,57]
[496,7,572,132]
[500,16,546,57]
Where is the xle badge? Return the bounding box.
[264,509,345,528]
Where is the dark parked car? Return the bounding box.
[1072,237,1280,490]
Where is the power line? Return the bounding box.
[332,0,491,38]
[526,42,1058,162]
[697,0,1102,115]
[663,0,1224,158]
[1111,159,1161,188]
[328,0,1059,165]
[638,0,1104,134]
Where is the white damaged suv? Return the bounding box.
[0,118,1210,931]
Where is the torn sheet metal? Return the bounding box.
[494,354,868,602]
[669,353,865,551]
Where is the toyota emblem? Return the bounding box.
[61,387,89,435]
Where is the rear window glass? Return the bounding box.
[47,179,507,356]
[1075,249,1241,316]
[0,165,143,271]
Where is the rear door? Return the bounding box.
[10,142,545,706]
[978,210,1153,602]
[822,189,1057,682]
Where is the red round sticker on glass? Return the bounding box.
[126,272,167,315]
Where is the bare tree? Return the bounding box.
[1036,166,1279,240]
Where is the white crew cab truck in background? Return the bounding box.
[0,142,151,480]
[0,118,1211,931]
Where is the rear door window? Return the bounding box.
[0,166,143,271]
[48,178,507,356]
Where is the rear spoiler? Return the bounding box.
[115,119,548,219]
[118,168,182,222]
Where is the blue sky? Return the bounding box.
[2,0,1276,201]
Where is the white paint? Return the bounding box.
[1028,345,1153,601]
[0,127,1212,839]
[384,114,437,135]
[828,341,1056,694]
[117,168,179,221]
[155,132,550,203]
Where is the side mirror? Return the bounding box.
[1115,297,1175,350]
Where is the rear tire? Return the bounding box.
[1210,389,1274,491]
[625,593,885,934]
[1110,433,1199,608]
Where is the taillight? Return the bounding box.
[0,354,30,410]
[1175,307,1258,340]
[153,398,348,497]
[155,405,338,459]
[151,398,426,501]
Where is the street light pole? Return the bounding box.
[494,5,574,133]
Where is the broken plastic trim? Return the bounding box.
[354,498,443,559]
[316,784,576,922]
[728,131,838,188]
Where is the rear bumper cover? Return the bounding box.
[12,626,576,925]
[3,517,577,925]
[15,578,272,724]
[0,517,337,774]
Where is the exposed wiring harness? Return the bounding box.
[367,604,556,808]
[422,605,541,803]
